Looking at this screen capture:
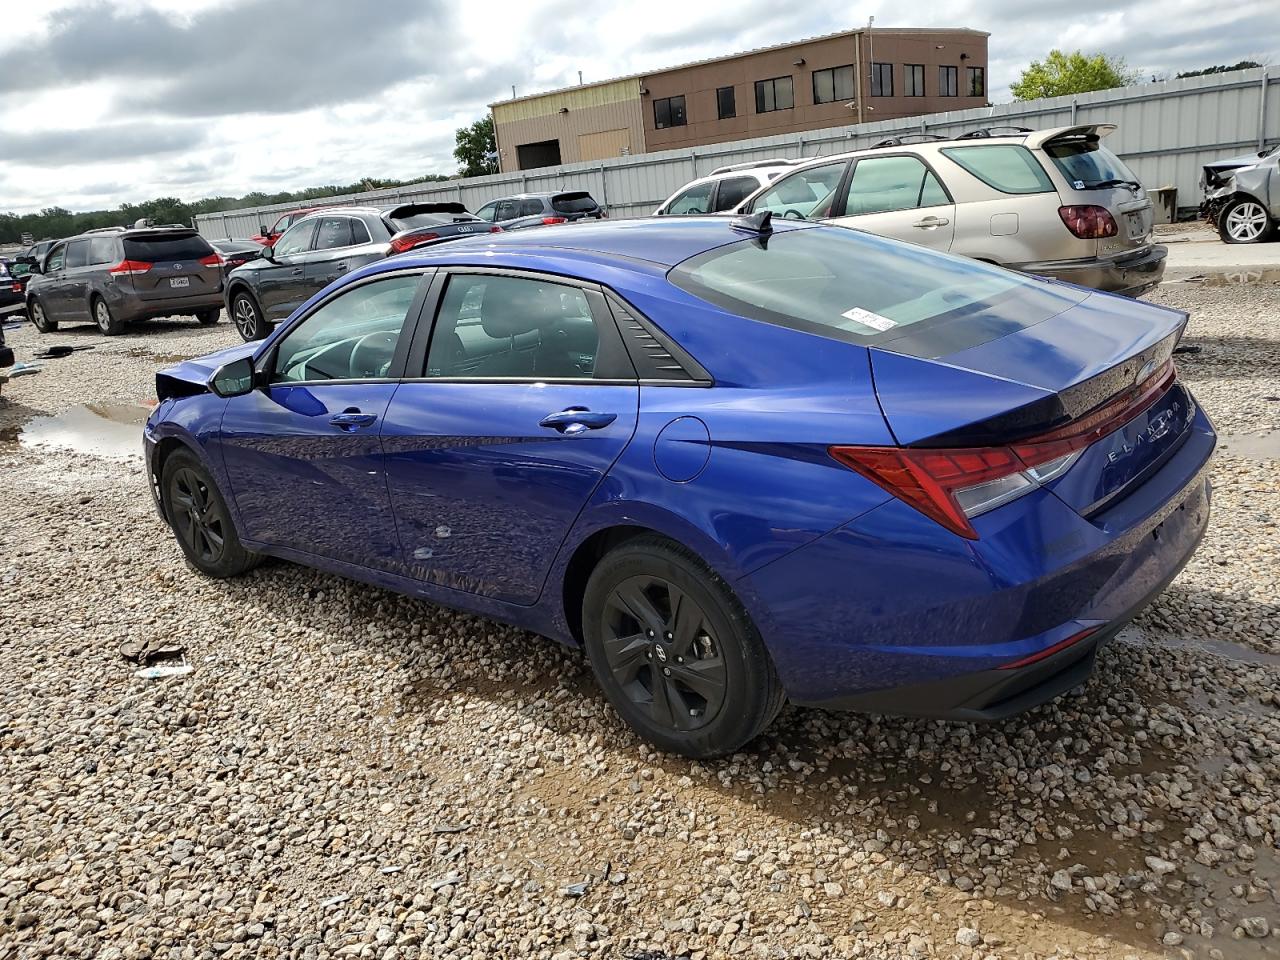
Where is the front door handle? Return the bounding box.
[291,268,303,276]
[539,407,617,435]
[330,410,377,431]
[913,216,950,228]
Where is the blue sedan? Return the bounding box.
[144,215,1214,758]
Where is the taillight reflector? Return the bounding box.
[390,233,438,253]
[199,253,223,267]
[1058,205,1118,239]
[108,260,152,276]
[999,627,1100,670]
[488,226,504,233]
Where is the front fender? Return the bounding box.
[145,394,236,527]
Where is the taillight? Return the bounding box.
[998,627,1100,670]
[10,283,19,293]
[1058,205,1118,239]
[199,253,224,268]
[831,360,1176,539]
[390,233,438,253]
[488,226,504,233]
[108,260,152,276]
[541,216,567,225]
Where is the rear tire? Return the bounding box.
[581,536,785,759]
[93,296,124,336]
[230,290,270,342]
[1218,197,1275,244]
[195,308,220,325]
[29,298,56,333]
[160,448,261,578]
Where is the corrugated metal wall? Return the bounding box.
[197,68,1277,240]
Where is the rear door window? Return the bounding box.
[122,233,215,262]
[845,155,950,215]
[495,200,521,221]
[713,176,760,211]
[518,199,544,217]
[315,217,356,250]
[750,161,849,220]
[940,144,1055,194]
[64,240,90,269]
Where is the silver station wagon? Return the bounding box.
[733,124,1165,297]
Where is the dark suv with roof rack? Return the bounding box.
[473,191,605,230]
[21,226,224,336]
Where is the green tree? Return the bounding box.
[1010,50,1141,101]
[454,116,498,177]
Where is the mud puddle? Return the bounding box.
[1217,428,1280,460]
[1168,268,1280,286]
[0,401,150,459]
[1118,625,1280,668]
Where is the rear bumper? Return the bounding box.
[114,289,223,322]
[1017,244,1168,297]
[0,346,14,369]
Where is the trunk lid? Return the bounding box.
[870,291,1191,516]
[1040,126,1154,255]
[121,231,222,302]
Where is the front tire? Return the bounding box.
[93,296,124,336]
[230,291,270,341]
[1218,197,1275,244]
[195,308,220,326]
[160,449,260,578]
[582,536,785,759]
[29,298,57,333]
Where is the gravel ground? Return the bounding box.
[1,284,1277,960]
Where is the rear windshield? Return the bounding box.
[669,226,1088,355]
[552,192,598,213]
[390,213,479,230]
[1043,140,1141,189]
[123,233,214,262]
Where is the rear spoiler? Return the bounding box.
[386,202,468,218]
[1025,124,1117,149]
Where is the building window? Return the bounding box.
[870,63,893,97]
[653,95,686,129]
[812,65,855,104]
[967,66,985,98]
[755,76,794,113]
[717,85,736,120]
[939,65,958,97]
[904,64,925,97]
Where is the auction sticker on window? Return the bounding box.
[840,307,897,332]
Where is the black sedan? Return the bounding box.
[224,203,495,340]
[211,239,265,272]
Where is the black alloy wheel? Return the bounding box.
[160,449,261,578]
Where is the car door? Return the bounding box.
[257,219,318,321]
[219,270,430,568]
[60,240,93,319]
[303,215,381,297]
[39,243,69,318]
[829,154,957,253]
[380,269,639,605]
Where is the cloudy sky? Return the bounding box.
[0,0,1275,214]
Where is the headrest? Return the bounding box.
[479,280,563,339]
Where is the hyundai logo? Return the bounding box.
[654,645,668,662]
[1137,358,1158,383]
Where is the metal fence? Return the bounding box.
[196,67,1277,240]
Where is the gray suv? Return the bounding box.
[24,226,223,336]
[473,191,605,230]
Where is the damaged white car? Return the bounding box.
[1202,144,1280,244]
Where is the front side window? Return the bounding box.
[64,240,89,269]
[713,176,760,211]
[940,145,1056,194]
[45,244,66,272]
[666,181,714,215]
[967,66,985,98]
[813,65,855,104]
[653,95,687,129]
[845,156,949,216]
[755,76,794,113]
[871,63,893,98]
[314,217,356,251]
[750,161,847,220]
[905,64,925,97]
[939,65,958,97]
[273,274,422,383]
[426,274,600,380]
[717,85,736,119]
[474,202,498,222]
[274,220,316,257]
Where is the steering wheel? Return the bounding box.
[686,206,704,215]
[350,331,397,379]
[782,209,807,220]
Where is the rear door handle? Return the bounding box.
[330,410,377,431]
[913,216,950,228]
[290,267,303,276]
[539,407,618,435]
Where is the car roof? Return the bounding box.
[380,215,813,275]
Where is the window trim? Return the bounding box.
[256,267,435,386]
[716,85,736,120]
[754,75,794,114]
[904,64,925,97]
[845,152,956,214]
[812,64,856,105]
[653,94,687,130]
[939,65,959,97]
[870,62,893,98]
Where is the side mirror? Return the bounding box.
[259,224,270,236]
[260,245,275,261]
[209,357,256,398]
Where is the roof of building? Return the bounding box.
[488,26,990,108]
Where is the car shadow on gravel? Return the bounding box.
[1174,335,1280,377]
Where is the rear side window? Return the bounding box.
[88,237,116,265]
[669,227,1086,352]
[65,240,90,269]
[940,145,1055,194]
[1043,140,1140,188]
[518,199,543,217]
[123,233,214,262]
[315,217,359,250]
[551,192,597,213]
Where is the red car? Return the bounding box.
[251,206,332,246]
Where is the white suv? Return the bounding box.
[653,159,808,217]
[732,125,1166,297]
